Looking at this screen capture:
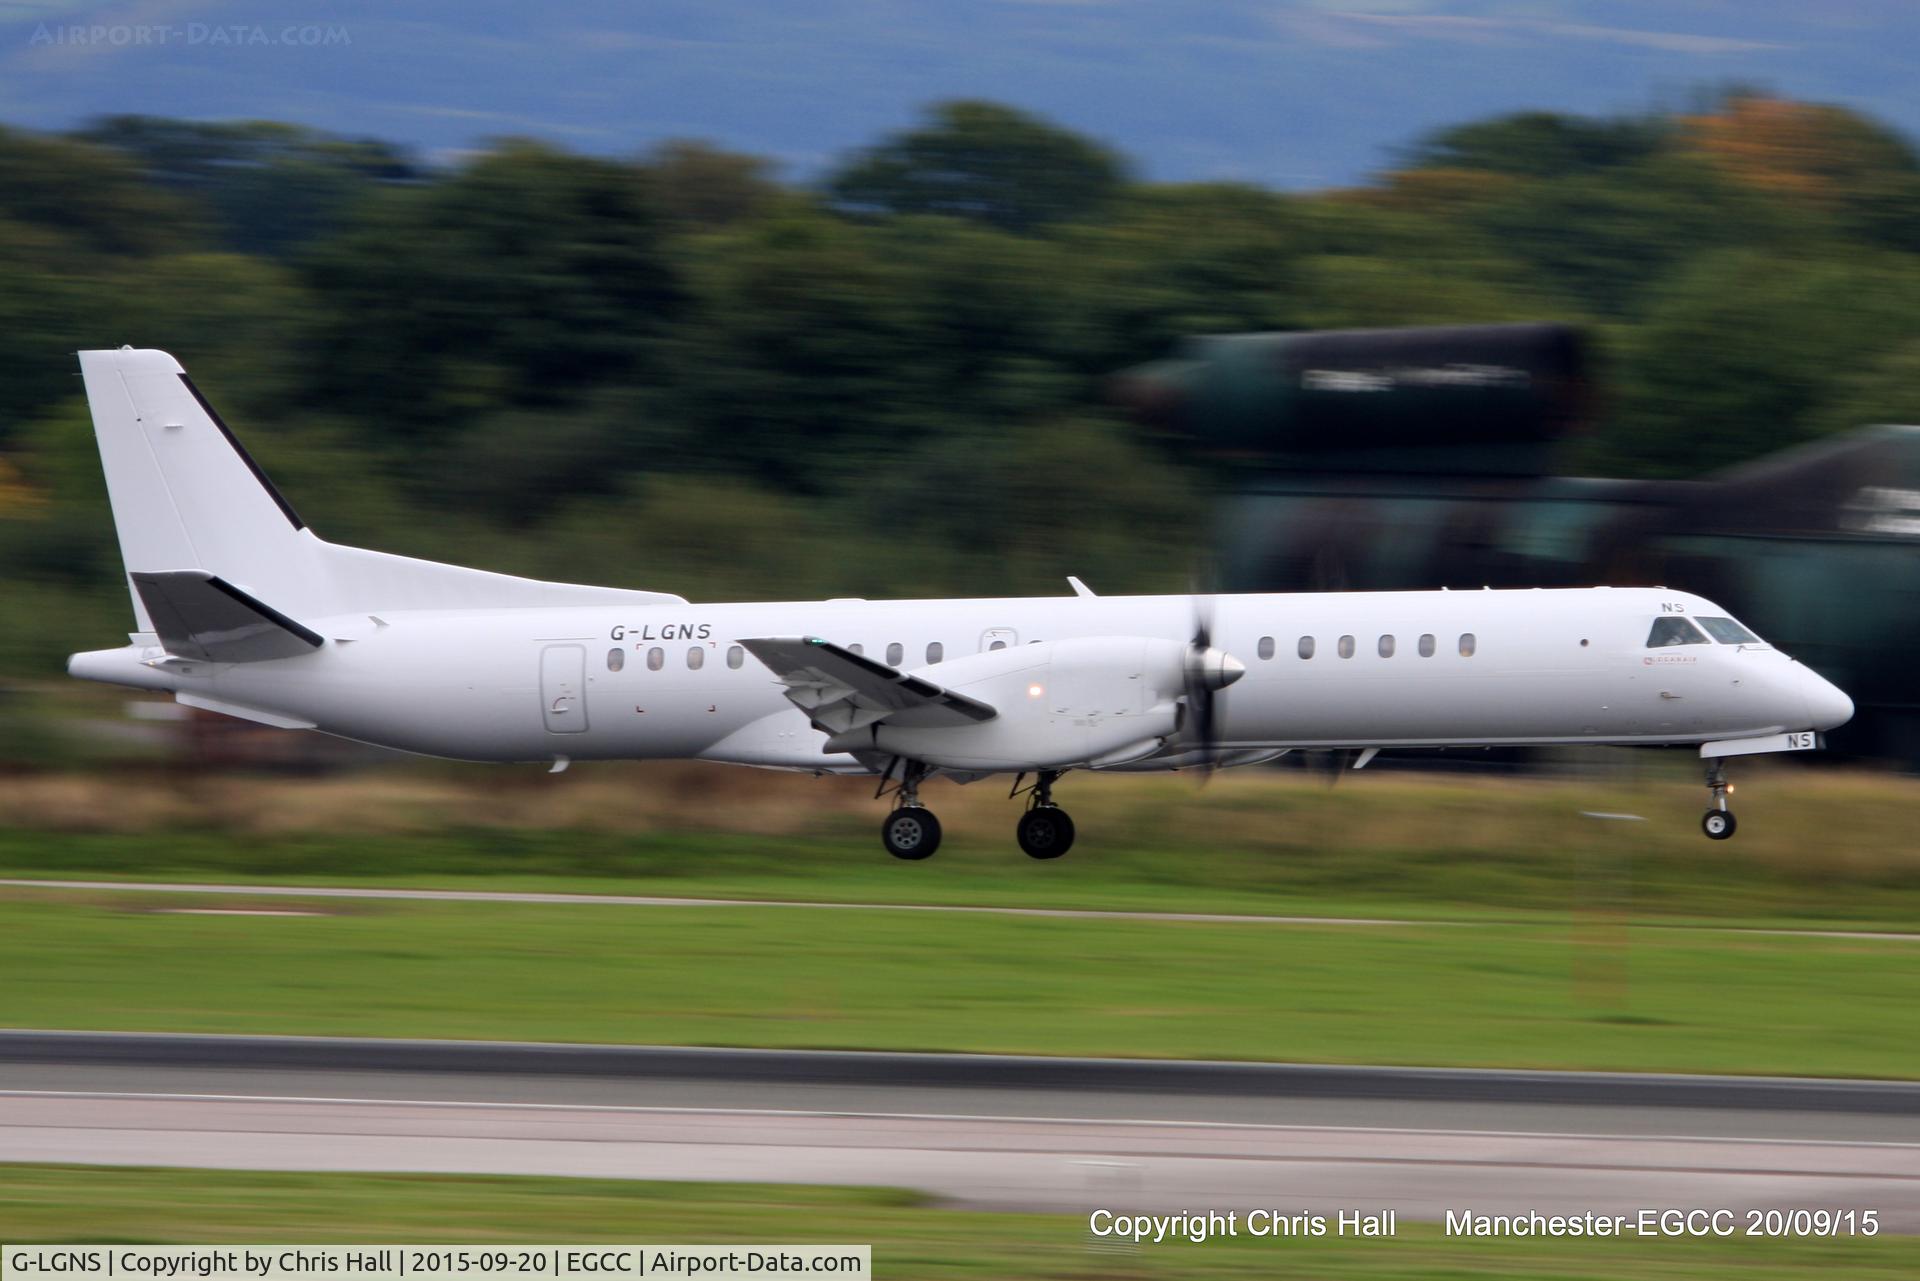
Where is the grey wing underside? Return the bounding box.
[738,636,997,737]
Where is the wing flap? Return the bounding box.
[131,570,324,662]
[740,636,996,734]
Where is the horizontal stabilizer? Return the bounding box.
[741,636,996,735]
[176,692,318,729]
[131,571,324,662]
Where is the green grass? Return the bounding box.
[2,763,1918,929]
[3,889,1916,1076]
[1,1166,1914,1278]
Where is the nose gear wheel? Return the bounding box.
[1701,759,1736,840]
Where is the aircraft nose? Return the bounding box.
[1802,669,1855,731]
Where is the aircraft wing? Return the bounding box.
[739,636,997,735]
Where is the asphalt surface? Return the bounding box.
[4,1032,1917,1227]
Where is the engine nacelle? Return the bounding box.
[828,636,1191,771]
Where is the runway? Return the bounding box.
[4,1032,1917,1227]
[0,877,1428,928]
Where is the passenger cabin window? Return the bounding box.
[886,642,904,666]
[607,647,625,672]
[1459,632,1477,657]
[1698,616,1760,645]
[647,647,664,671]
[1257,636,1275,660]
[1298,636,1315,659]
[687,646,704,670]
[989,640,1007,651]
[1337,634,1355,659]
[1418,633,1435,657]
[847,643,863,656]
[1378,634,1395,658]
[726,645,744,669]
[926,641,944,664]
[1646,617,1709,648]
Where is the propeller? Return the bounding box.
[1317,747,1361,787]
[1181,592,1245,775]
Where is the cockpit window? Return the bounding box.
[1697,616,1760,645]
[1647,617,1709,648]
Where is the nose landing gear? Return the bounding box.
[1702,760,1737,840]
[1013,770,1075,859]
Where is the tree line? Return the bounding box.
[4,93,1920,680]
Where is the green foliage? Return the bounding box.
[1807,339,1920,437]
[851,414,1201,598]
[1062,185,1310,360]
[1458,156,1787,317]
[0,220,125,437]
[116,252,320,414]
[76,115,418,257]
[1405,110,1669,178]
[301,139,686,436]
[827,99,1127,232]
[661,205,944,486]
[1606,250,1920,475]
[0,125,203,256]
[0,403,120,590]
[1682,92,1920,254]
[640,139,781,232]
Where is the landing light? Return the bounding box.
[1028,684,1045,698]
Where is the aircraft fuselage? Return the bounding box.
[73,586,1851,769]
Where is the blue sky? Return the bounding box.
[1,1,1915,186]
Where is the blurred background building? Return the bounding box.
[1117,323,1920,763]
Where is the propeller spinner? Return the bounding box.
[1181,596,1245,771]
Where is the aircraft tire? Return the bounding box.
[1017,806,1075,860]
[1701,809,1737,840]
[883,807,941,860]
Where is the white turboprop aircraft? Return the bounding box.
[68,348,1853,857]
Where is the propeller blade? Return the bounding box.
[1191,590,1214,653]
[1182,592,1242,780]
[1319,747,1361,787]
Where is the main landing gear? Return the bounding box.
[1701,759,1737,840]
[879,761,940,860]
[873,762,1077,861]
[1013,770,1075,860]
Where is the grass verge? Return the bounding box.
[2,890,1915,1076]
[1,1165,1913,1278]
[2,763,1919,927]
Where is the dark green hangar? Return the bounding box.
[1116,323,1920,764]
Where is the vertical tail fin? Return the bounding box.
[78,348,689,636]
[79,347,324,630]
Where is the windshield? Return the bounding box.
[1697,616,1761,645]
[1646,617,1709,647]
